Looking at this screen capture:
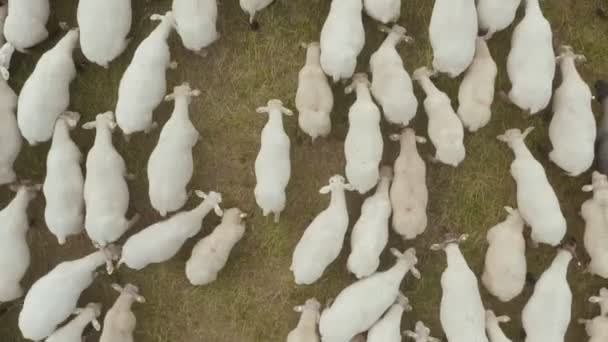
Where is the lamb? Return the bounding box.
[403,321,441,342]
[595,80,608,175]
[366,294,412,342]
[295,42,333,142]
[497,127,566,246]
[83,112,138,247]
[429,0,477,77]
[173,0,219,55]
[119,190,223,271]
[347,166,392,279]
[0,42,20,186]
[506,0,555,114]
[17,28,79,145]
[549,45,596,176]
[481,206,526,302]
[115,12,177,140]
[580,182,608,278]
[239,0,274,30]
[0,183,40,302]
[186,207,247,285]
[319,0,365,83]
[291,175,354,285]
[18,245,120,341]
[485,310,512,342]
[370,25,418,126]
[457,36,497,132]
[413,67,465,167]
[287,298,321,342]
[3,0,50,52]
[254,99,292,223]
[344,73,384,193]
[77,0,132,68]
[389,128,428,240]
[579,289,608,342]
[319,248,421,342]
[43,112,84,245]
[477,0,522,39]
[148,83,201,217]
[431,234,488,342]
[45,303,102,342]
[99,283,146,342]
[363,0,400,23]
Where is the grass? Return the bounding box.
[1,0,608,341]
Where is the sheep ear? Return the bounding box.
[150,14,163,21]
[8,183,19,192]
[411,267,421,279]
[190,89,201,97]
[214,205,223,216]
[430,243,443,251]
[111,283,123,293]
[459,234,469,242]
[239,213,248,219]
[343,183,355,191]
[195,190,207,199]
[496,134,508,142]
[582,185,594,192]
[600,288,608,296]
[390,248,403,258]
[73,307,84,315]
[389,134,401,142]
[575,54,587,63]
[108,122,117,130]
[82,121,96,130]
[378,24,391,33]
[319,185,331,194]
[0,66,8,81]
[403,330,418,339]
[92,319,101,331]
[135,294,146,303]
[589,296,602,303]
[402,34,415,44]
[522,127,535,138]
[415,136,427,144]
[256,106,269,114]
[293,305,303,313]
[164,93,175,102]
[497,316,511,323]
[344,84,354,94]
[504,206,514,214]
[281,107,294,116]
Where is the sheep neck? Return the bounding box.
[94,124,113,145]
[400,134,419,155]
[172,97,190,119]
[68,310,96,332]
[113,294,137,311]
[79,250,107,271]
[0,45,15,70]
[510,139,534,160]
[328,189,346,210]
[296,309,318,330]
[550,250,573,277]
[559,57,581,82]
[382,34,401,49]
[305,46,321,66]
[150,21,172,42]
[417,77,439,97]
[266,110,285,129]
[487,322,508,341]
[445,244,467,268]
[376,177,391,196]
[52,119,71,143]
[54,33,78,55]
[525,0,542,15]
[192,200,215,220]
[5,190,30,222]
[355,83,372,102]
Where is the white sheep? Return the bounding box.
[481,206,526,302]
[17,28,79,145]
[115,12,177,140]
[0,183,40,302]
[319,248,421,342]
[99,283,146,342]
[45,303,102,342]
[497,127,566,246]
[239,0,273,30]
[389,128,428,240]
[0,42,20,186]
[43,112,84,245]
[148,83,201,217]
[18,245,120,341]
[477,0,522,39]
[549,46,596,176]
[347,166,392,279]
[291,175,354,285]
[580,196,608,278]
[119,191,223,271]
[77,0,131,68]
[403,321,441,342]
[457,37,497,132]
[583,171,608,206]
[485,310,512,342]
[254,99,292,223]
[3,0,50,52]
[83,112,138,248]
[173,0,219,54]
[579,289,608,342]
[370,25,418,126]
[506,0,554,114]
[363,0,400,23]
[344,73,384,193]
[413,67,465,167]
[295,42,333,142]
[429,0,477,77]
[287,298,321,342]
[366,294,412,342]
[319,0,365,83]
[186,207,247,285]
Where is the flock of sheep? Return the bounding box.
[0,0,607,341]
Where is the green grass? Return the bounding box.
[1,0,608,341]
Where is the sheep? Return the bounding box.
[17,28,79,145]
[0,42,20,186]
[403,321,441,342]
[344,73,384,193]
[595,80,608,175]
[99,284,146,342]
[295,42,333,142]
[389,128,428,240]
[43,112,84,245]
[173,0,219,55]
[319,0,365,83]
[580,189,608,278]
[148,83,201,217]
[119,190,223,271]
[319,248,421,342]
[287,298,321,342]
[481,206,526,302]
[115,12,177,141]
[522,240,577,342]
[366,294,412,342]
[254,99,292,223]
[485,310,512,342]
[457,36,497,132]
[239,0,274,30]
[3,0,50,52]
[363,0,400,23]
[347,166,393,279]
[429,0,477,77]
[77,0,131,68]
[578,288,608,342]
[291,175,354,285]
[477,0,522,39]
[431,234,488,342]
[413,67,465,167]
[370,24,418,126]
[186,207,247,285]
[45,303,102,342]
[506,0,554,114]
[549,45,596,176]
[0,183,40,302]
[497,127,566,246]
[18,245,120,341]
[582,171,608,206]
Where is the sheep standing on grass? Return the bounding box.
[287,298,321,342]
[239,0,274,30]
[485,310,512,342]
[363,0,400,24]
[580,172,608,278]
[99,284,146,342]
[477,0,522,39]
[148,83,201,217]
[45,303,102,342]
[186,207,248,285]
[370,24,417,126]
[579,289,608,342]
[366,294,412,342]
[17,28,79,145]
[173,0,219,55]
[3,0,50,52]
[0,42,20,186]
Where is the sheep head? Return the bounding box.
[256,99,293,116]
[344,73,370,94]
[404,321,441,342]
[112,283,146,303]
[319,175,355,194]
[379,24,414,44]
[496,127,534,146]
[430,233,468,251]
[390,248,420,278]
[164,82,201,103]
[195,190,224,216]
